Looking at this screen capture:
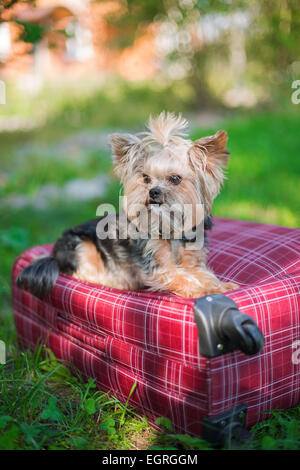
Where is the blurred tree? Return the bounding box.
[103,0,300,107]
[16,20,45,44]
[246,0,300,87]
[103,0,243,107]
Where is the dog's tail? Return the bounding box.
[16,256,60,299]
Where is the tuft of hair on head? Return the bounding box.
[143,111,190,148]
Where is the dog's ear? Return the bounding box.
[109,133,142,179]
[189,130,230,174]
[188,130,230,208]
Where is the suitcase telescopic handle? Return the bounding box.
[193,294,265,358]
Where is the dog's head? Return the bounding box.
[109,112,230,237]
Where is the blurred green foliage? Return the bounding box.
[16,21,45,44]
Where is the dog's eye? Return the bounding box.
[168,175,182,185]
[143,174,151,184]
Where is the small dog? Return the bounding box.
[17,112,239,299]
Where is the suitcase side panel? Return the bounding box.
[56,315,209,402]
[13,309,209,438]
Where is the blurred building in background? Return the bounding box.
[0,0,298,109]
[0,0,157,83]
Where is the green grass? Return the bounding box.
[0,81,299,449]
[0,346,156,450]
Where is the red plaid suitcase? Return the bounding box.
[11,217,300,444]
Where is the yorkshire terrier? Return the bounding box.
[16,112,239,299]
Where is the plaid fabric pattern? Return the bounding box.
[12,217,300,437]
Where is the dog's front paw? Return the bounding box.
[220,282,240,292]
[171,282,240,298]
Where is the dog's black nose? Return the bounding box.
[149,187,163,204]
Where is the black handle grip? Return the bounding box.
[194,294,264,358]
